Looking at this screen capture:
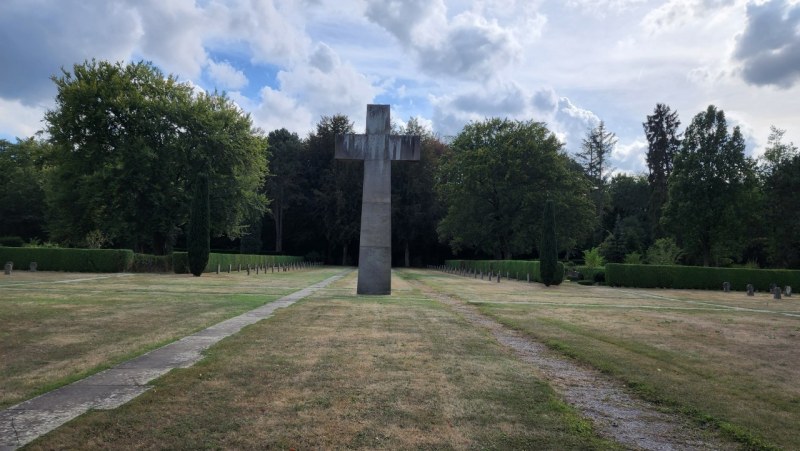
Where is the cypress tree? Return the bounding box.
[540,199,558,286]
[188,173,210,277]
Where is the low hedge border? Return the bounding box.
[0,246,133,272]
[445,259,565,285]
[172,252,305,274]
[606,263,800,291]
[1,247,304,274]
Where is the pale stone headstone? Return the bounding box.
[723,282,730,293]
[785,286,792,297]
[527,273,530,283]
[228,264,231,273]
[29,262,37,272]
[335,104,420,295]
[4,262,12,275]
[746,284,754,296]
[216,264,220,274]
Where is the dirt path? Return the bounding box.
[411,278,736,451]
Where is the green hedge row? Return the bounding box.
[0,246,134,272]
[606,263,800,291]
[171,252,305,274]
[1,246,305,274]
[445,259,564,285]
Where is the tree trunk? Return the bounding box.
[404,242,410,267]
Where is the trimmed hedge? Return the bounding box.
[172,252,305,274]
[606,263,800,291]
[445,259,564,285]
[0,246,134,272]
[130,253,174,273]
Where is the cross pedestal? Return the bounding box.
[335,104,420,294]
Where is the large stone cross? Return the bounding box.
[335,104,420,295]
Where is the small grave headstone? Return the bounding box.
[228,264,232,273]
[723,282,730,293]
[246,266,251,275]
[527,273,530,283]
[497,273,501,283]
[29,262,37,272]
[480,271,484,280]
[4,262,12,275]
[773,286,782,300]
[785,286,792,297]
[216,264,220,274]
[746,284,754,296]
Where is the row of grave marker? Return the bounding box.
[214,261,319,275]
[428,265,532,283]
[431,264,793,299]
[3,261,318,275]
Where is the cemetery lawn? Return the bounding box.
[27,270,617,450]
[0,267,343,409]
[415,270,800,451]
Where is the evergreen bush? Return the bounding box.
[188,173,210,277]
[540,200,558,286]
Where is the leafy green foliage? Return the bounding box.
[624,252,642,264]
[606,263,800,291]
[646,237,683,265]
[44,60,267,254]
[662,105,758,266]
[437,118,593,259]
[0,246,133,272]
[265,128,304,254]
[188,173,210,277]
[576,121,616,244]
[582,247,604,269]
[540,200,558,286]
[0,138,48,241]
[392,118,447,267]
[761,150,800,268]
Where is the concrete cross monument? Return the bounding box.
[335,104,421,294]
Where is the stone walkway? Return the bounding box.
[0,269,351,450]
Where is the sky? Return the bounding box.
[1,0,799,174]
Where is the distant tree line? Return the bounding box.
[0,60,798,268]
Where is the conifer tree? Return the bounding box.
[188,173,210,277]
[540,199,558,286]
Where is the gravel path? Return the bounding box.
[413,279,736,451]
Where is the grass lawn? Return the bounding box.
[26,270,616,450]
[414,270,800,450]
[0,267,344,409]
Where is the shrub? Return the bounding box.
[583,247,604,269]
[646,237,682,265]
[624,252,642,264]
[0,247,133,272]
[606,263,800,291]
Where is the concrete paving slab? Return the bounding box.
[0,269,351,450]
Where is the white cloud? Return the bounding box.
[206,60,248,90]
[364,0,532,80]
[231,87,314,135]
[0,98,46,139]
[612,139,648,174]
[641,0,738,34]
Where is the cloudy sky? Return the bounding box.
[2,0,799,174]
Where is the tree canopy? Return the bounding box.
[437,118,594,259]
[43,60,267,254]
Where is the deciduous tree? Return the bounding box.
[662,105,757,266]
[437,118,593,259]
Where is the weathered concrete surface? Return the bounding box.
[335,104,420,295]
[0,269,352,450]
